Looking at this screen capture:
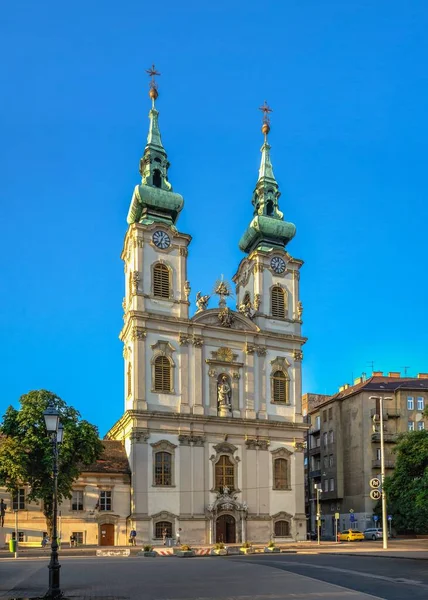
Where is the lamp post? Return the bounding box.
[315,484,322,545]
[43,402,63,599]
[369,395,392,550]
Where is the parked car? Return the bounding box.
[338,529,364,542]
[363,528,389,540]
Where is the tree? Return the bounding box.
[383,430,428,534]
[0,389,103,537]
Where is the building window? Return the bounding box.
[329,455,334,467]
[72,532,84,545]
[323,456,328,469]
[418,421,425,431]
[315,415,320,430]
[408,421,414,432]
[322,410,327,423]
[376,448,381,460]
[273,458,289,490]
[127,363,132,397]
[323,479,328,492]
[215,455,235,491]
[12,489,25,510]
[328,407,333,420]
[154,356,172,392]
[329,430,334,443]
[271,286,286,318]
[417,397,425,411]
[155,521,172,539]
[323,432,328,447]
[153,263,171,299]
[330,478,335,491]
[154,452,172,486]
[99,491,112,511]
[272,370,289,403]
[407,397,414,410]
[71,490,83,511]
[274,520,290,537]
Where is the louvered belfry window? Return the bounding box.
[273,370,287,403]
[153,264,170,298]
[271,286,286,318]
[274,458,289,489]
[154,355,171,392]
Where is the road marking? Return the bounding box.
[267,559,427,589]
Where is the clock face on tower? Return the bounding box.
[270,256,286,274]
[152,230,171,249]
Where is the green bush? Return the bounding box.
[143,544,153,552]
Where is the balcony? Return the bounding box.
[371,433,398,443]
[309,445,321,455]
[387,408,401,418]
[310,425,320,435]
[309,469,321,478]
[372,459,395,469]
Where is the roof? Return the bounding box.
[80,440,130,474]
[306,376,428,412]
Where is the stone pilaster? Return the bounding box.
[131,326,147,411]
[192,335,205,415]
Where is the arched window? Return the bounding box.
[153,264,170,299]
[274,520,290,537]
[272,370,288,403]
[273,458,289,490]
[266,200,274,216]
[154,451,172,486]
[153,169,162,188]
[154,356,172,392]
[215,455,235,491]
[127,363,132,397]
[271,286,286,318]
[155,521,172,539]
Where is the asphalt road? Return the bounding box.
[0,553,427,600]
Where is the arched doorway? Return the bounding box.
[216,514,236,543]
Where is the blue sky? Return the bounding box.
[1,1,428,435]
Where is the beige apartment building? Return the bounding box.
[0,441,131,547]
[303,372,428,538]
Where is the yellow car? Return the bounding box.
[338,529,365,542]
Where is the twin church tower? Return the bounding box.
[107,68,307,544]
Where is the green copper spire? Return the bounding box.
[239,102,296,254]
[126,65,184,227]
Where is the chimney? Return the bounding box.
[417,373,428,379]
[354,376,363,385]
[372,371,383,376]
[339,383,350,392]
[388,372,400,378]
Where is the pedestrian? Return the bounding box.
[162,528,167,546]
[42,534,49,549]
[70,534,75,547]
[176,528,181,546]
[130,528,137,546]
[0,499,6,527]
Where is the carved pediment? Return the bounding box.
[213,442,237,455]
[271,446,292,458]
[151,440,177,452]
[191,308,259,332]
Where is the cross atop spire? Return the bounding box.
[146,64,161,107]
[259,100,273,138]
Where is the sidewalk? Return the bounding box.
[1,539,427,560]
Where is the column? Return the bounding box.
[130,430,150,517]
[244,346,256,419]
[178,338,190,414]
[192,335,204,415]
[132,327,147,411]
[257,351,267,419]
[293,350,303,417]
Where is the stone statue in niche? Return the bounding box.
[217,375,232,416]
[196,291,210,312]
[238,298,255,319]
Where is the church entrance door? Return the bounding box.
[216,514,236,543]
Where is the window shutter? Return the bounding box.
[273,371,287,403]
[153,264,170,298]
[271,286,286,318]
[154,356,171,392]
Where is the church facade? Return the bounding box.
[106,81,308,545]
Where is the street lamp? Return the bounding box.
[315,484,322,545]
[43,401,63,599]
[369,395,393,550]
